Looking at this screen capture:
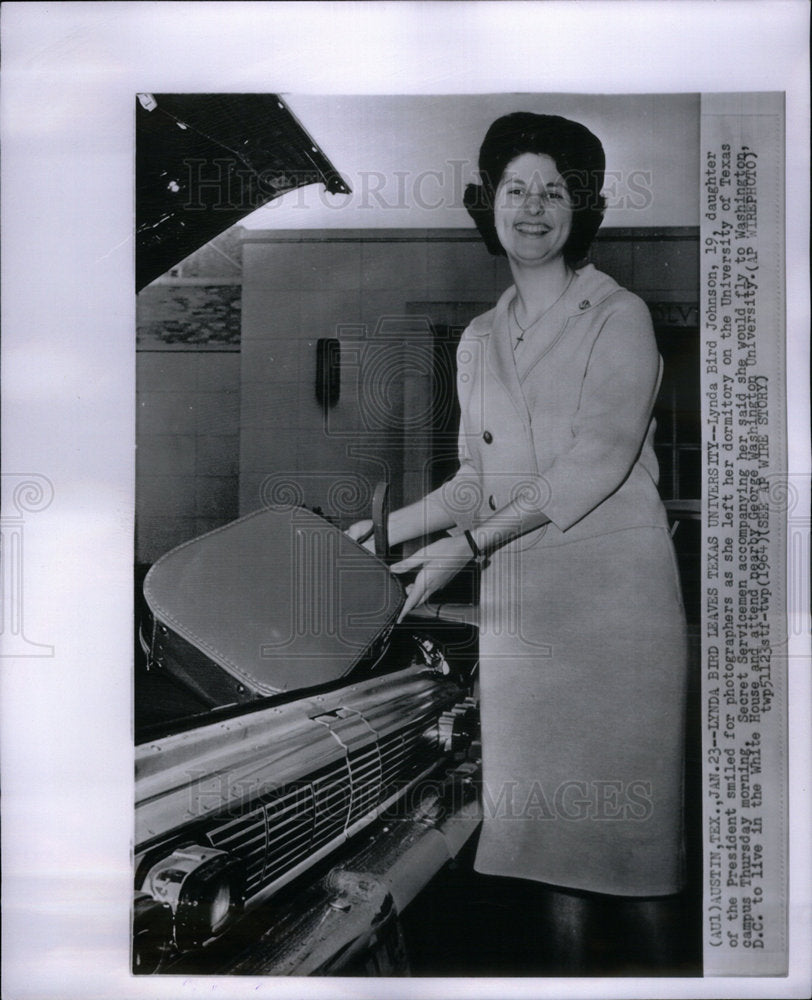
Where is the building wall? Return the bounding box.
[135,352,240,564]
[238,230,506,522]
[135,231,242,565]
[239,228,698,525]
[136,226,698,565]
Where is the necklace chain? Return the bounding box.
[510,306,528,348]
[511,272,575,349]
[511,302,530,337]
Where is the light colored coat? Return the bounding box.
[430,264,688,895]
[434,263,669,547]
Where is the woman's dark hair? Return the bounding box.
[464,112,607,265]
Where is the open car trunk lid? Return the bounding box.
[136,93,349,290]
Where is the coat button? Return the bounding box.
[483,430,493,444]
[488,494,497,510]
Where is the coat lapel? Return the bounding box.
[485,287,533,427]
[481,265,624,430]
[516,264,623,383]
[514,295,572,384]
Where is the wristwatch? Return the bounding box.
[463,529,488,567]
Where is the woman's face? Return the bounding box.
[493,153,573,268]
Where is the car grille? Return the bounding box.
[379,711,440,795]
[205,709,440,898]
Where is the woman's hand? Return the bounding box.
[390,534,472,620]
[345,519,375,552]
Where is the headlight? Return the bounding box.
[142,845,243,950]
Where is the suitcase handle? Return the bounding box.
[371,481,390,564]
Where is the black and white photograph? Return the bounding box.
[1,4,809,999]
[132,92,705,978]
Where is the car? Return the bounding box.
[133,505,480,974]
[133,94,482,974]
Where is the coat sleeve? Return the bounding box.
[539,294,661,533]
[422,413,482,534]
[419,324,486,534]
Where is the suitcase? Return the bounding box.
[142,506,404,706]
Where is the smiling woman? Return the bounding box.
[347,111,690,973]
[495,153,573,271]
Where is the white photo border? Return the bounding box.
[1,2,809,998]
